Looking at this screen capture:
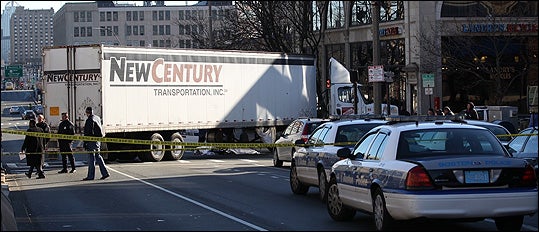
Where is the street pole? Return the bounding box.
[372,1,382,115]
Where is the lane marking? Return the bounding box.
[108,167,268,231]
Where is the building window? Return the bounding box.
[178,10,184,20]
[185,25,191,35]
[178,24,184,35]
[100,26,106,36]
[74,12,79,22]
[140,26,144,35]
[327,1,344,29]
[127,26,132,35]
[107,26,113,36]
[80,11,86,22]
[380,1,404,22]
[87,12,92,22]
[165,10,170,20]
[100,12,105,21]
[87,27,92,36]
[113,11,118,21]
[81,26,86,37]
[133,11,138,21]
[74,27,79,37]
[113,26,119,36]
[351,1,371,26]
[127,11,131,21]
[140,40,145,47]
[152,11,157,20]
[133,26,138,35]
[166,39,171,47]
[107,12,112,21]
[139,11,144,21]
[159,25,164,35]
[153,25,158,35]
[166,25,170,35]
[159,10,164,20]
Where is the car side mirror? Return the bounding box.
[336,147,353,159]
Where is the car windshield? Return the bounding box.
[397,128,506,159]
[336,124,383,143]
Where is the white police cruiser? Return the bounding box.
[326,116,538,231]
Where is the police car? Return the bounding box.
[326,116,537,231]
[290,117,387,201]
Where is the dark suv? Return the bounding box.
[273,118,329,167]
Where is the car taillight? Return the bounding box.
[519,165,537,187]
[406,166,434,190]
[301,126,310,143]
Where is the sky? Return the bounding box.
[1,1,197,13]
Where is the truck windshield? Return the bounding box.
[337,86,368,104]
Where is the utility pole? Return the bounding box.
[372,1,382,115]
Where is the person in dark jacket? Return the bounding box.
[57,112,76,173]
[464,101,479,120]
[82,107,110,181]
[21,119,45,179]
[36,114,50,148]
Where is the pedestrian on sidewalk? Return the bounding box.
[82,107,110,181]
[57,112,76,173]
[21,119,45,179]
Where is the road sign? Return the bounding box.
[5,65,23,78]
[425,87,433,95]
[529,86,538,112]
[422,73,434,87]
[368,65,385,82]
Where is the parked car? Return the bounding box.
[506,127,538,177]
[273,118,329,167]
[290,118,387,201]
[9,106,20,114]
[21,110,36,120]
[462,119,513,146]
[32,105,44,115]
[327,118,537,231]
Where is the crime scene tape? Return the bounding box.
[1,129,297,149]
[2,128,537,154]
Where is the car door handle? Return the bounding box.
[369,168,374,172]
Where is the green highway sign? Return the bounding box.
[5,65,23,78]
[422,73,435,87]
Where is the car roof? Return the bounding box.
[377,120,490,133]
[320,118,387,127]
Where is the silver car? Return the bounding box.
[327,119,537,231]
[290,118,387,201]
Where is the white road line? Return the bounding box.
[208,159,225,163]
[108,168,268,231]
[239,159,259,163]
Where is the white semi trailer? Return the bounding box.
[41,44,318,161]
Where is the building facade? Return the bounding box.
[317,1,537,116]
[1,1,19,65]
[53,1,233,48]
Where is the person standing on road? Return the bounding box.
[21,119,45,179]
[464,101,479,120]
[36,114,50,148]
[82,107,110,181]
[57,112,76,173]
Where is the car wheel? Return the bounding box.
[290,163,309,194]
[495,215,523,231]
[318,168,328,201]
[372,188,394,231]
[273,148,283,167]
[327,176,355,221]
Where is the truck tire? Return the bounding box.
[166,132,185,160]
[140,133,165,162]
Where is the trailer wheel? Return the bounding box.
[166,132,185,160]
[142,133,165,162]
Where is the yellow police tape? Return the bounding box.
[2,128,537,155]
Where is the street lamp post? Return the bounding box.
[92,27,120,46]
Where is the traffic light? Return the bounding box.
[326,79,331,88]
